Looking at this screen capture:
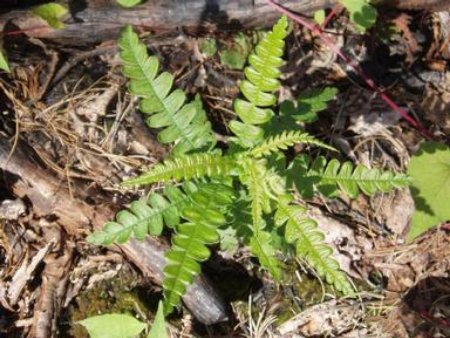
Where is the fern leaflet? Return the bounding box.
[251,130,337,158]
[87,183,202,245]
[239,159,283,279]
[275,195,354,295]
[119,25,215,155]
[289,154,411,199]
[250,230,282,281]
[229,16,288,146]
[123,153,236,186]
[163,183,234,314]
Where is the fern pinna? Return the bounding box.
[89,16,412,318]
[119,25,216,155]
[229,15,288,146]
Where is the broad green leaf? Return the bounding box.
[31,3,68,29]
[407,142,450,241]
[78,314,146,338]
[148,302,168,338]
[0,49,10,73]
[117,0,142,7]
[314,10,326,25]
[340,0,377,31]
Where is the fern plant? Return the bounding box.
[89,17,411,317]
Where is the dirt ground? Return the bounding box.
[1,2,450,338]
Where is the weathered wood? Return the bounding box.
[1,0,448,46]
[0,136,229,325]
[1,0,335,45]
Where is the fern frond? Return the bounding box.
[251,130,337,158]
[229,16,288,146]
[123,153,236,187]
[239,159,284,280]
[289,155,411,199]
[119,25,215,155]
[163,184,234,314]
[87,183,202,245]
[275,195,354,295]
[250,230,282,281]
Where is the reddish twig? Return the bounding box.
[320,4,344,30]
[0,25,50,36]
[265,0,433,138]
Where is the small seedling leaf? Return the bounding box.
[148,301,168,338]
[31,3,68,29]
[340,0,377,31]
[78,314,146,338]
[0,49,10,73]
[117,0,142,8]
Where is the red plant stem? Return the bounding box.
[0,26,50,36]
[320,4,343,30]
[265,0,432,138]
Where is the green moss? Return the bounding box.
[63,272,153,338]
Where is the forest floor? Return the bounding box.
[1,3,450,338]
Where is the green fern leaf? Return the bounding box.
[289,155,411,199]
[163,184,234,314]
[87,183,200,245]
[250,230,282,281]
[251,130,337,158]
[275,195,354,295]
[119,25,215,155]
[123,153,236,187]
[229,16,288,146]
[239,159,284,280]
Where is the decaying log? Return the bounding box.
[1,0,448,47]
[2,0,328,46]
[0,136,229,325]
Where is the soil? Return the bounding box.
[1,2,450,338]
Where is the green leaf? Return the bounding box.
[407,142,450,241]
[0,49,10,73]
[296,87,338,123]
[31,3,68,29]
[200,38,217,58]
[314,10,326,25]
[78,314,146,338]
[123,153,236,187]
[148,301,168,338]
[117,0,142,8]
[87,185,194,245]
[219,33,249,70]
[275,195,354,295]
[251,130,336,158]
[163,183,234,314]
[289,155,411,199]
[250,230,281,281]
[119,25,216,155]
[340,0,377,31]
[229,15,288,146]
